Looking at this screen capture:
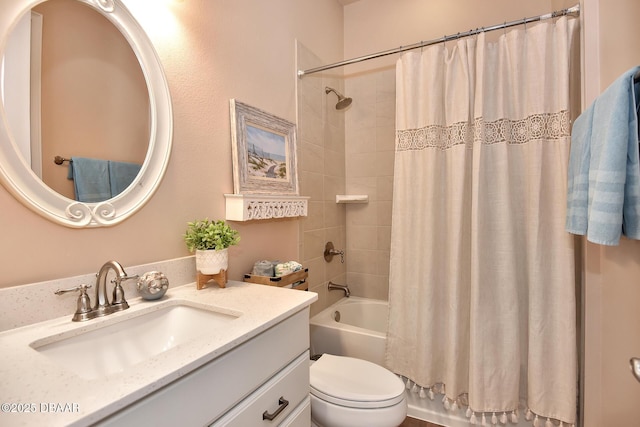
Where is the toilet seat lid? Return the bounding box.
[310,354,405,409]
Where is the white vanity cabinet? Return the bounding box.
[211,352,310,426]
[98,307,311,427]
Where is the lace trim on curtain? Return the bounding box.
[396,110,570,152]
[399,376,576,427]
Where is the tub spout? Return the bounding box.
[328,281,350,297]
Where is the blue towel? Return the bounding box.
[566,66,640,245]
[67,157,111,203]
[108,161,141,197]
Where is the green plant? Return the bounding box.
[184,219,240,252]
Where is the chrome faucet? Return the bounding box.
[94,260,138,316]
[328,281,350,297]
[55,260,138,322]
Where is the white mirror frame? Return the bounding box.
[0,0,172,228]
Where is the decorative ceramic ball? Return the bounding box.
[137,271,169,300]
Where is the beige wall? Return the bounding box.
[343,0,572,73]
[582,0,640,425]
[0,0,343,289]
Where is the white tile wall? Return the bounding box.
[296,45,397,310]
[345,67,396,301]
[296,41,347,316]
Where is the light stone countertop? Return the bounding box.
[0,281,317,427]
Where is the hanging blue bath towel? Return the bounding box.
[109,161,141,196]
[566,66,640,245]
[68,157,111,203]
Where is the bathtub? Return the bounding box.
[310,296,388,366]
[310,297,530,427]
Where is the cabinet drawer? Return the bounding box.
[280,396,311,427]
[212,351,309,427]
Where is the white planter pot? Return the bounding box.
[195,248,229,274]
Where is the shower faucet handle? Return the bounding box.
[324,241,345,263]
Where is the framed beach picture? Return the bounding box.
[229,99,299,195]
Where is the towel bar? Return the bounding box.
[54,156,72,165]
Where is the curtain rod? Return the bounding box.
[297,4,580,78]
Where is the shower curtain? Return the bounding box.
[386,17,579,427]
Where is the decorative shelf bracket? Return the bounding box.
[224,194,309,221]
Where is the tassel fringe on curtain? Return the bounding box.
[386,16,579,427]
[397,375,575,427]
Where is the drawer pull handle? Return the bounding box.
[262,396,289,421]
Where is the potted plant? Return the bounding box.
[184,219,240,275]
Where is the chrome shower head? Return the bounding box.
[325,87,352,110]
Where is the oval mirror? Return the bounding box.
[0,0,172,228]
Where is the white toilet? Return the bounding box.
[309,354,407,427]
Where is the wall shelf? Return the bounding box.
[335,194,369,204]
[224,194,309,221]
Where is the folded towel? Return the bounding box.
[566,66,640,245]
[67,157,111,203]
[252,260,275,277]
[274,261,303,277]
[108,160,141,196]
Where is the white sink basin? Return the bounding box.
[30,302,241,379]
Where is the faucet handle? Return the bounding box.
[111,273,139,284]
[54,283,92,296]
[324,241,345,263]
[111,273,135,312]
[55,284,95,322]
[332,249,345,263]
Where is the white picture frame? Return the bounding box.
[229,99,299,195]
